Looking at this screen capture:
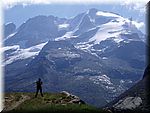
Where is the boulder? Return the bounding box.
[113,96,142,110]
[61,91,85,104]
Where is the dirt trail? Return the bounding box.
[3,94,30,112]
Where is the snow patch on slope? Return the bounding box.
[3,42,47,65]
[58,24,69,29]
[96,11,120,18]
[89,18,126,44]
[2,45,19,52]
[55,31,77,41]
[89,75,113,85]
[4,32,17,41]
[46,50,80,59]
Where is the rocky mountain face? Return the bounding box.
[4,22,16,38]
[3,8,146,107]
[105,65,150,113]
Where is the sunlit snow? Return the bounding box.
[58,24,69,29]
[96,11,120,18]
[3,42,48,65]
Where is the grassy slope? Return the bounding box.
[3,92,109,113]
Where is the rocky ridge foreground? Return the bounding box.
[3,91,109,113]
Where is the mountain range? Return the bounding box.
[3,8,146,107]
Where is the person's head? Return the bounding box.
[38,78,41,81]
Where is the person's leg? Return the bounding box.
[40,88,43,97]
[35,88,39,97]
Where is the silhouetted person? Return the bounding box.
[35,78,43,97]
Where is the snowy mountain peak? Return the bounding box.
[96,11,121,18]
[87,8,121,19]
[87,8,98,18]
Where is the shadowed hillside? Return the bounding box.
[105,65,150,113]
